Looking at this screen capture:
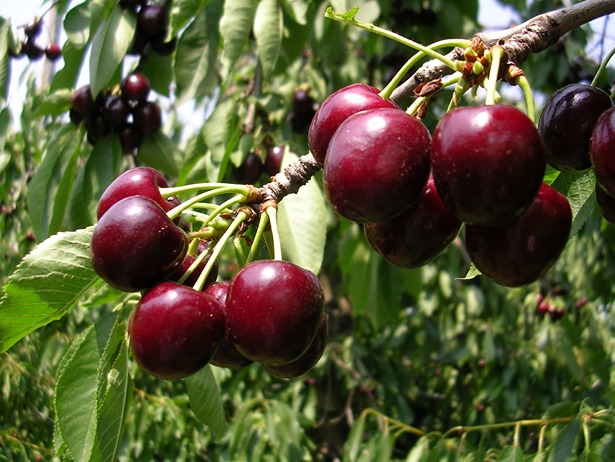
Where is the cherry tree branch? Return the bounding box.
[391,0,615,102]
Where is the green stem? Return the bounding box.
[160,183,248,198]
[485,46,505,105]
[246,210,270,264]
[325,7,463,72]
[591,45,615,87]
[202,194,246,227]
[380,39,471,100]
[192,211,250,291]
[167,186,248,221]
[515,74,536,123]
[265,206,282,260]
[448,79,471,111]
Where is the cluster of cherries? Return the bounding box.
[119,0,177,56]
[8,16,62,62]
[538,83,615,224]
[70,73,162,152]
[232,145,286,184]
[91,167,327,380]
[308,82,578,287]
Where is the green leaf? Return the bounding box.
[0,19,10,104]
[168,0,214,38]
[50,40,88,92]
[27,124,84,241]
[139,52,173,97]
[344,412,366,461]
[89,4,136,96]
[0,227,99,353]
[55,312,126,461]
[201,98,240,183]
[542,401,577,419]
[547,419,580,462]
[174,0,222,104]
[253,0,283,79]
[551,170,596,238]
[280,0,308,24]
[185,365,226,439]
[220,0,258,71]
[277,152,327,275]
[137,132,180,178]
[65,1,92,48]
[35,89,74,117]
[497,445,523,462]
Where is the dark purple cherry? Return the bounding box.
[104,95,131,126]
[91,196,188,292]
[595,183,615,224]
[133,101,162,135]
[539,83,612,172]
[23,41,44,61]
[204,281,253,371]
[324,107,431,223]
[464,183,572,287]
[264,314,328,379]
[72,85,96,116]
[225,260,325,366]
[119,0,146,9]
[128,282,225,380]
[45,43,62,61]
[590,106,615,197]
[233,152,263,184]
[137,4,168,37]
[364,176,462,267]
[117,123,144,154]
[24,18,42,39]
[431,104,546,225]
[69,108,84,126]
[86,114,111,145]
[308,83,399,166]
[265,145,285,176]
[121,73,151,103]
[97,166,176,219]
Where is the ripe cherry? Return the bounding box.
[44,43,62,61]
[539,83,611,172]
[431,104,546,225]
[590,106,615,197]
[264,313,328,379]
[324,107,431,223]
[86,114,111,145]
[128,282,225,380]
[595,183,615,224]
[24,18,42,39]
[308,83,399,166]
[121,73,151,103]
[364,176,462,267]
[225,260,325,366]
[97,166,177,219]
[464,183,572,287]
[133,101,162,135]
[91,196,188,292]
[265,145,285,176]
[204,281,253,370]
[23,41,44,61]
[137,4,168,37]
[104,95,131,127]
[233,152,263,184]
[72,85,96,116]
[117,123,144,154]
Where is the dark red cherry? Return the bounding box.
[97,166,176,219]
[595,183,615,224]
[133,102,162,135]
[72,85,96,116]
[364,176,462,267]
[24,18,42,39]
[121,73,151,103]
[86,114,111,145]
[232,152,263,184]
[464,183,572,287]
[117,123,144,154]
[539,83,612,172]
[128,282,225,380]
[590,106,615,197]
[308,83,400,166]
[91,196,188,292]
[431,104,546,225]
[264,314,328,379]
[104,95,131,126]
[324,107,431,223]
[137,4,168,37]
[264,145,285,176]
[23,41,45,61]
[225,260,325,366]
[204,281,253,371]
[45,43,62,61]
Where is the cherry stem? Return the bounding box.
[166,186,247,221]
[160,183,247,198]
[192,210,250,291]
[265,206,282,260]
[202,194,246,227]
[380,39,471,100]
[246,210,270,264]
[485,45,505,105]
[324,7,459,73]
[514,74,536,123]
[591,44,615,87]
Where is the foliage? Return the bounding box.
[1,0,615,460]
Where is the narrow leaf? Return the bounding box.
[547,419,581,462]
[89,4,136,96]
[50,40,88,92]
[169,0,214,38]
[35,89,74,116]
[0,227,99,353]
[253,0,283,79]
[277,152,327,275]
[0,19,10,103]
[137,132,180,178]
[497,445,523,462]
[280,0,308,24]
[64,1,92,48]
[186,365,226,439]
[219,0,258,71]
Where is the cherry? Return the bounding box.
[324,107,431,223]
[69,108,84,126]
[595,183,615,224]
[464,183,572,287]
[24,19,42,39]
[117,123,144,154]
[128,282,225,380]
[44,43,62,61]
[308,83,399,166]
[119,0,146,9]
[104,95,131,127]
[72,85,96,116]
[133,102,162,135]
[23,41,44,61]
[264,314,328,379]
[431,104,546,226]
[364,176,462,268]
[91,196,188,292]
[204,281,253,370]
[169,247,219,288]
[232,152,263,184]
[539,83,612,172]
[137,4,168,37]
[225,260,325,366]
[590,106,615,197]
[265,145,285,176]
[290,89,317,133]
[121,73,151,103]
[97,166,176,219]
[86,114,111,145]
